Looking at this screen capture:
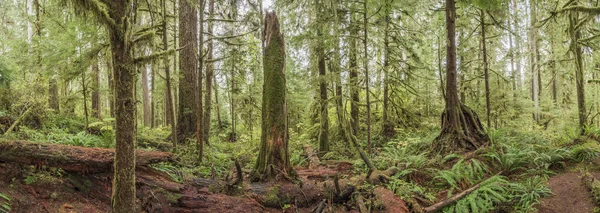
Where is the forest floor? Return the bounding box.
[536,170,598,213]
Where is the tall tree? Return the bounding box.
[480,10,491,128]
[316,0,329,154]
[203,0,215,145]
[434,0,488,154]
[567,0,586,134]
[529,0,540,123]
[363,0,372,153]
[252,12,294,181]
[381,0,394,138]
[177,0,198,142]
[195,0,205,161]
[349,7,360,138]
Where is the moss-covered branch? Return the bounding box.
[64,0,116,29]
[555,6,600,15]
[134,49,176,65]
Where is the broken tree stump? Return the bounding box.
[0,140,174,173]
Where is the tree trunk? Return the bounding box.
[382,5,394,138]
[316,0,329,154]
[108,59,115,118]
[82,64,89,128]
[195,0,205,161]
[107,1,137,211]
[177,0,198,142]
[92,55,101,119]
[214,76,223,132]
[0,140,173,173]
[363,1,372,153]
[568,1,586,135]
[49,77,60,112]
[142,54,151,126]
[512,0,522,90]
[202,0,215,145]
[529,0,539,123]
[252,12,294,182]
[163,0,177,150]
[349,13,359,137]
[434,0,488,155]
[481,11,491,128]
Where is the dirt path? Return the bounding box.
[537,172,595,213]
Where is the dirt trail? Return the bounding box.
[537,172,596,213]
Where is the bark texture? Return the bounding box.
[106,1,137,211]
[433,0,489,155]
[252,12,294,182]
[177,0,198,142]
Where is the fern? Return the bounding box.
[509,176,552,212]
[443,175,510,213]
[0,193,10,213]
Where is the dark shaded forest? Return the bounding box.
[1,0,600,212]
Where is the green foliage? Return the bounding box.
[509,177,552,212]
[0,193,10,213]
[435,159,489,193]
[443,176,510,213]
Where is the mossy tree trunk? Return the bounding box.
[177,0,198,143]
[349,13,360,137]
[252,12,294,182]
[382,2,395,138]
[195,0,205,161]
[203,0,215,145]
[92,56,101,119]
[162,0,178,149]
[568,0,587,135]
[106,0,137,212]
[316,0,329,154]
[142,55,151,126]
[434,0,488,155]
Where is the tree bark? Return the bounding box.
[530,0,540,123]
[316,0,329,154]
[106,1,137,211]
[0,140,173,173]
[142,54,151,126]
[92,55,101,119]
[202,0,215,145]
[481,11,491,128]
[569,0,586,135]
[252,12,294,182]
[349,13,360,137]
[163,0,177,149]
[177,0,198,142]
[195,0,205,161]
[434,0,489,154]
[382,4,395,138]
[363,1,372,153]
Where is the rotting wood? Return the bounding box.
[0,140,174,173]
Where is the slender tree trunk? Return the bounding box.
[316,0,329,153]
[142,54,151,126]
[195,0,205,161]
[252,12,294,182]
[512,0,522,91]
[202,0,215,145]
[214,76,223,132]
[349,15,360,138]
[529,0,539,123]
[163,0,177,149]
[568,1,586,135]
[382,3,394,138]
[91,55,101,119]
[481,11,491,128]
[332,6,346,142]
[363,1,372,153]
[151,59,156,127]
[438,35,445,102]
[177,0,198,142]
[82,65,89,128]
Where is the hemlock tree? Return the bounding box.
[177,0,198,143]
[433,0,489,154]
[252,12,295,182]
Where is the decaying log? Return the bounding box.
[0,140,174,173]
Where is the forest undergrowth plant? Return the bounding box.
[508,176,552,212]
[434,159,489,195]
[442,175,510,213]
[0,193,10,213]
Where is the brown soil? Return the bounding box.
[537,172,596,213]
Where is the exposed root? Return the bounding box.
[433,104,489,155]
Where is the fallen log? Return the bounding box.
[0,140,175,173]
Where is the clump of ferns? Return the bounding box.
[571,142,600,163]
[506,176,552,212]
[434,159,489,196]
[377,143,436,183]
[482,147,532,176]
[442,175,511,213]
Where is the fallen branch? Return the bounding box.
[423,174,502,213]
[0,140,175,173]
